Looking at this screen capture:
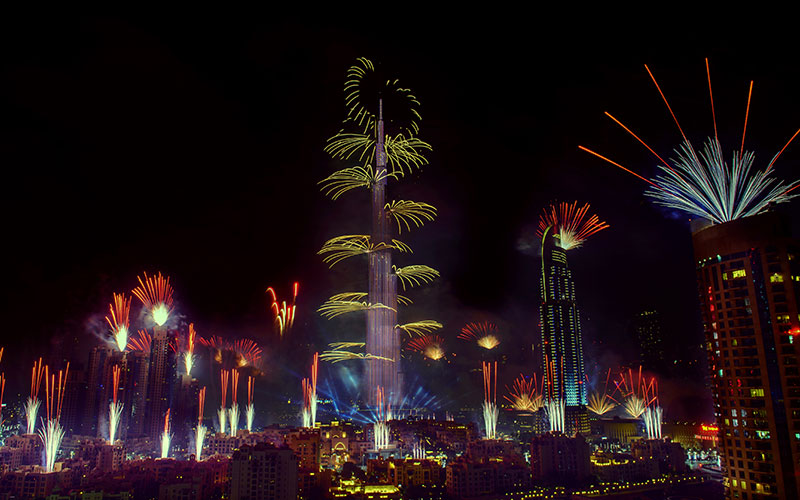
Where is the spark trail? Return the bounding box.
[195,387,207,460]
[132,272,174,327]
[482,362,499,439]
[105,293,132,352]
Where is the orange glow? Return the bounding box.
[701,424,718,433]
[741,81,753,157]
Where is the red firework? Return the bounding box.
[132,272,174,324]
[406,335,446,360]
[459,322,501,350]
[536,201,609,250]
[266,282,299,337]
[198,387,206,425]
[232,339,263,367]
[128,330,152,353]
[43,363,70,422]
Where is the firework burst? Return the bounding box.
[302,354,319,428]
[406,335,446,361]
[218,370,228,434]
[395,320,443,336]
[195,387,206,460]
[228,370,240,437]
[460,322,501,350]
[580,59,800,224]
[373,386,391,450]
[107,365,123,444]
[246,377,255,433]
[586,369,619,416]
[232,340,262,368]
[504,373,544,413]
[182,323,197,377]
[127,330,152,353]
[105,293,132,352]
[547,399,566,433]
[266,282,299,337]
[25,358,45,435]
[482,362,499,439]
[132,272,174,327]
[38,364,69,472]
[537,201,609,250]
[160,409,171,459]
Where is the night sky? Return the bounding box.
[1,13,799,421]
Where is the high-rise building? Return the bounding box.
[125,350,150,437]
[82,345,111,436]
[539,230,589,434]
[145,326,175,438]
[230,443,297,500]
[632,310,666,372]
[692,212,800,499]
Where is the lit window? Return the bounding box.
[750,388,764,397]
[771,273,784,283]
[732,269,746,279]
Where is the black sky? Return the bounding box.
[1,13,799,420]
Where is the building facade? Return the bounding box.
[692,212,800,499]
[540,229,589,434]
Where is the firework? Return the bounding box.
[587,392,616,416]
[218,370,228,434]
[105,293,132,352]
[318,235,411,268]
[127,330,152,353]
[132,272,174,327]
[504,373,544,413]
[228,370,240,437]
[623,396,646,419]
[319,349,394,364]
[536,201,609,250]
[373,386,391,450]
[546,399,565,433]
[38,364,69,472]
[643,406,663,439]
[460,322,501,350]
[580,60,800,224]
[160,409,171,459]
[319,165,396,200]
[392,265,440,290]
[108,365,123,444]
[406,335,446,361]
[246,377,255,433]
[182,323,197,377]
[318,299,395,319]
[384,201,437,234]
[396,320,443,336]
[25,358,45,435]
[266,282,299,337]
[482,362,499,439]
[195,387,206,460]
[302,354,319,428]
[232,339,262,368]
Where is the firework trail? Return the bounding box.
[580,59,800,224]
[406,335,445,360]
[218,370,228,434]
[105,293,132,352]
[132,272,174,327]
[536,201,609,250]
[25,358,45,435]
[373,386,391,450]
[482,362,499,439]
[460,322,501,350]
[266,282,299,337]
[546,399,565,433]
[614,367,658,419]
[128,330,152,353]
[246,376,255,433]
[643,406,663,439]
[504,373,544,413]
[232,340,262,368]
[182,323,197,377]
[107,365,123,444]
[38,363,69,472]
[160,409,171,459]
[302,353,319,428]
[228,370,240,437]
[195,388,207,460]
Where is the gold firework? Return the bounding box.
[587,392,617,416]
[327,342,366,350]
[318,165,396,200]
[623,396,646,419]
[318,235,412,267]
[393,265,440,290]
[317,300,395,319]
[396,320,444,336]
[329,291,413,306]
[385,201,437,233]
[325,133,431,177]
[319,350,394,364]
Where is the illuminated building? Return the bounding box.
[693,212,800,499]
[83,345,111,436]
[590,452,659,483]
[230,443,297,500]
[529,433,591,485]
[124,350,150,437]
[632,310,666,371]
[144,326,175,438]
[539,230,589,434]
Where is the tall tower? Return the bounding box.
[693,212,800,500]
[124,350,150,437]
[145,326,173,438]
[540,229,588,434]
[366,101,402,406]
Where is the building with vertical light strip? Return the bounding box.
[693,212,800,500]
[539,228,588,435]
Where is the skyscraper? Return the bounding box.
[693,212,800,499]
[632,310,666,373]
[540,229,588,434]
[145,326,175,438]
